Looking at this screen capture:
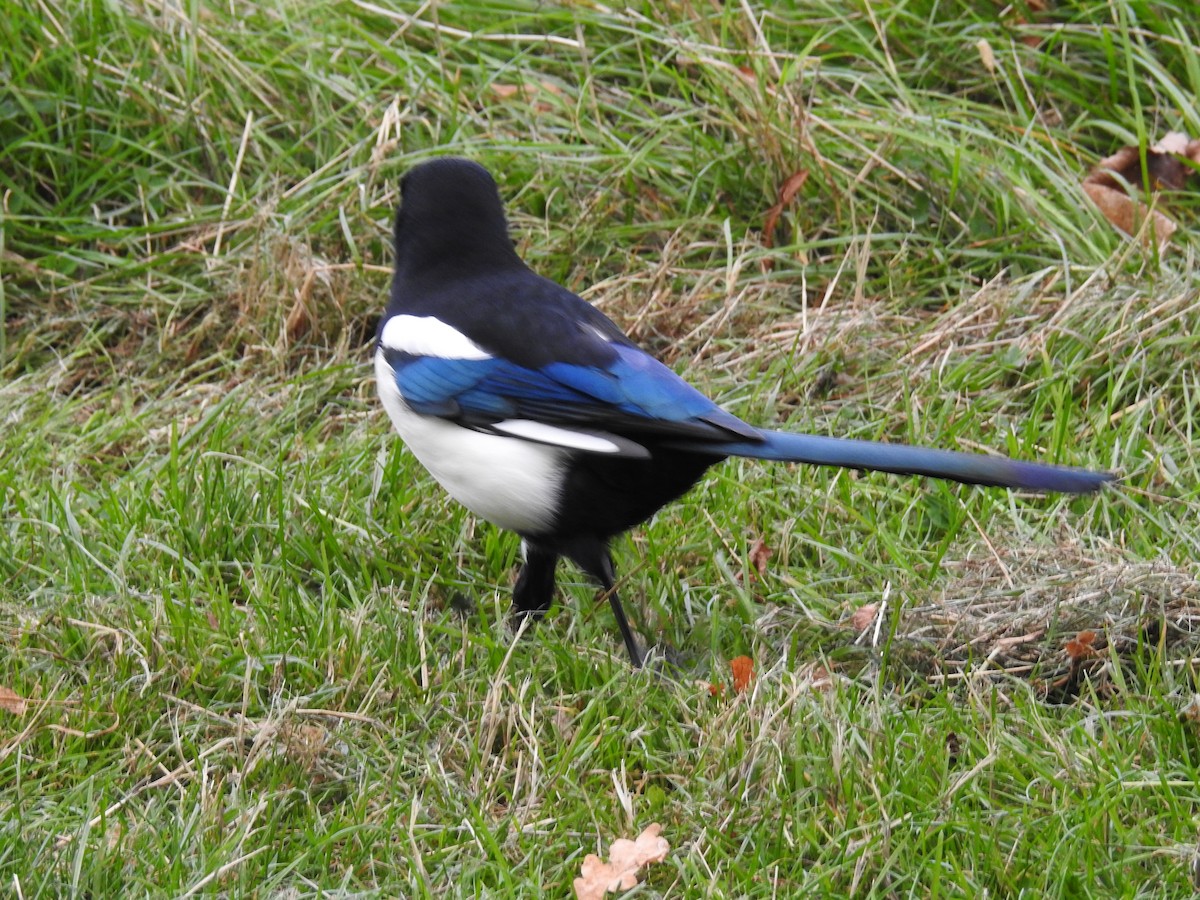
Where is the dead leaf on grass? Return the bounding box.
[490,83,524,100]
[488,80,563,112]
[707,655,756,697]
[798,662,834,692]
[0,686,28,716]
[1083,132,1200,248]
[1064,629,1098,661]
[748,537,772,581]
[762,169,810,254]
[573,823,670,900]
[1042,629,1106,702]
[731,655,754,693]
[850,603,879,632]
[999,0,1052,48]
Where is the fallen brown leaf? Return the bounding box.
[748,537,772,581]
[1082,180,1178,246]
[1064,629,1097,661]
[707,655,756,697]
[488,81,562,110]
[731,655,754,694]
[1001,0,1051,47]
[850,603,879,632]
[798,662,833,692]
[490,83,524,100]
[0,686,27,716]
[762,169,810,250]
[1083,132,1200,247]
[573,823,670,900]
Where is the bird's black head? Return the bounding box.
[393,158,523,281]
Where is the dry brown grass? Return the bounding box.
[919,543,1199,694]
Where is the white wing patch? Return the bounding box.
[380,315,492,360]
[491,419,647,456]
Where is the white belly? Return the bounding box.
[375,350,565,535]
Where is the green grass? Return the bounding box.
[3,0,1200,895]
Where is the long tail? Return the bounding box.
[693,430,1114,493]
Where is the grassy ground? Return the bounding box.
[3,0,1200,895]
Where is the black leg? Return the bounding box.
[512,541,559,617]
[598,560,644,669]
[564,538,643,669]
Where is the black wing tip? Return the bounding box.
[700,408,762,443]
[1085,470,1120,492]
[1023,467,1118,494]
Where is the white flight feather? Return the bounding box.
[490,420,624,453]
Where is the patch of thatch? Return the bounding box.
[759,542,1200,702]
[900,544,1200,698]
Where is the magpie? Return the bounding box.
[375,157,1114,668]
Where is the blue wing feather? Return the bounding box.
[543,346,723,420]
[384,344,760,443]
